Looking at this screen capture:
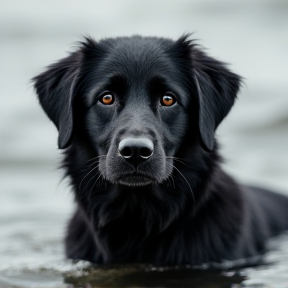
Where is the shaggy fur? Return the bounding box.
[33,35,288,265]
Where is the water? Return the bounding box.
[1,0,288,287]
[1,238,288,288]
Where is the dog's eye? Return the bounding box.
[161,93,177,106]
[99,92,114,105]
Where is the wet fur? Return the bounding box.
[33,35,288,265]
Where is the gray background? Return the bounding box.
[0,0,288,281]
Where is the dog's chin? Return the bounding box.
[118,175,154,187]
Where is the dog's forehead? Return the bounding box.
[97,36,177,79]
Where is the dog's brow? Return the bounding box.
[149,75,188,106]
[109,74,127,85]
[87,74,127,98]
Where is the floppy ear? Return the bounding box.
[192,48,242,151]
[32,52,82,149]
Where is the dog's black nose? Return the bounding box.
[118,138,154,167]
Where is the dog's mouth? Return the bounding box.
[118,173,155,187]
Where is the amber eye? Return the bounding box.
[100,93,114,105]
[161,93,176,106]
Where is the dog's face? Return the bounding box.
[33,35,241,188]
[80,37,194,186]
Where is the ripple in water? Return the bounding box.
[1,232,288,288]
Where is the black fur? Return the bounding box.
[33,35,288,265]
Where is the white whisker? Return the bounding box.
[165,156,188,167]
[79,164,100,192]
[88,173,102,198]
[83,155,107,167]
[165,161,195,204]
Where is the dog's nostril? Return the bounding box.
[139,147,153,159]
[120,147,133,158]
[118,138,154,166]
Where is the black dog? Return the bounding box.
[33,35,288,265]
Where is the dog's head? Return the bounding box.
[33,35,241,187]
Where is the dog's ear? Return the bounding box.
[192,48,242,150]
[33,51,82,149]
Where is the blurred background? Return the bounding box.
[0,0,287,287]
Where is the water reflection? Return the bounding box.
[64,266,245,288]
